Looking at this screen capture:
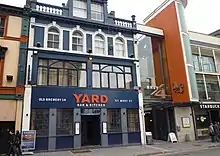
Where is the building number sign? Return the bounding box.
[172,82,184,94]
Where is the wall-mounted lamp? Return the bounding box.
[129,54,134,58]
[6,75,13,82]
[88,57,93,61]
[87,49,92,54]
[36,42,41,48]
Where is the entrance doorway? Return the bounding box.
[81,109,101,146]
[0,121,15,154]
[145,111,154,133]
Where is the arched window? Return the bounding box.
[47,27,60,49]
[95,34,105,55]
[72,31,83,52]
[115,38,125,57]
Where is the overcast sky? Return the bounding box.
[1,0,219,34]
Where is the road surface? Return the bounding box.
[170,147,220,156]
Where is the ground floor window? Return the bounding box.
[194,107,210,137]
[127,109,140,132]
[107,109,121,132]
[56,109,73,135]
[31,109,49,136]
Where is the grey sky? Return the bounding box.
[1,0,219,34]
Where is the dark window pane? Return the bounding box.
[101,73,108,88]
[125,74,132,89]
[79,70,87,87]
[54,42,59,49]
[92,72,100,88]
[38,67,48,85]
[0,28,4,37]
[110,73,117,88]
[48,34,53,40]
[54,35,59,41]
[107,109,121,132]
[49,69,58,85]
[118,74,124,88]
[72,45,77,51]
[56,109,73,135]
[47,41,53,48]
[31,109,49,136]
[69,70,78,86]
[127,109,140,132]
[59,69,68,86]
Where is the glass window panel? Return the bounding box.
[56,109,73,135]
[125,67,131,73]
[117,74,124,88]
[38,67,48,85]
[54,43,59,49]
[51,61,63,68]
[125,74,132,89]
[69,70,78,86]
[93,64,99,70]
[73,0,87,18]
[101,65,112,72]
[127,109,140,132]
[48,34,53,40]
[101,73,108,88]
[107,109,121,132]
[64,62,76,69]
[39,59,48,66]
[54,35,59,41]
[91,3,104,21]
[49,69,58,85]
[47,42,53,48]
[92,72,100,88]
[31,109,49,136]
[78,70,87,87]
[113,66,123,73]
[110,73,117,88]
[59,69,68,86]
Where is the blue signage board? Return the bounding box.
[31,87,139,108]
[21,130,36,151]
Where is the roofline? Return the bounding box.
[0,3,23,16]
[143,0,188,24]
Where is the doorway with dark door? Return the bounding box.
[0,121,15,154]
[81,109,101,146]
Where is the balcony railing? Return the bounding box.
[28,1,69,16]
[113,18,136,28]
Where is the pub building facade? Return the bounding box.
[21,0,141,151]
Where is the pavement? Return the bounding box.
[33,140,220,156]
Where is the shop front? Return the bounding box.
[194,103,220,139]
[30,86,141,151]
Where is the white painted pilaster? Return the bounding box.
[22,85,32,131]
[134,34,146,145]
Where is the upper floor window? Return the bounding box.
[92,64,133,89]
[47,27,59,49]
[73,0,87,18]
[201,56,216,73]
[37,59,87,87]
[0,16,6,37]
[115,38,125,57]
[72,31,83,52]
[91,3,104,21]
[95,34,105,55]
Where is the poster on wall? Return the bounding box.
[182,117,191,128]
[21,130,36,151]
